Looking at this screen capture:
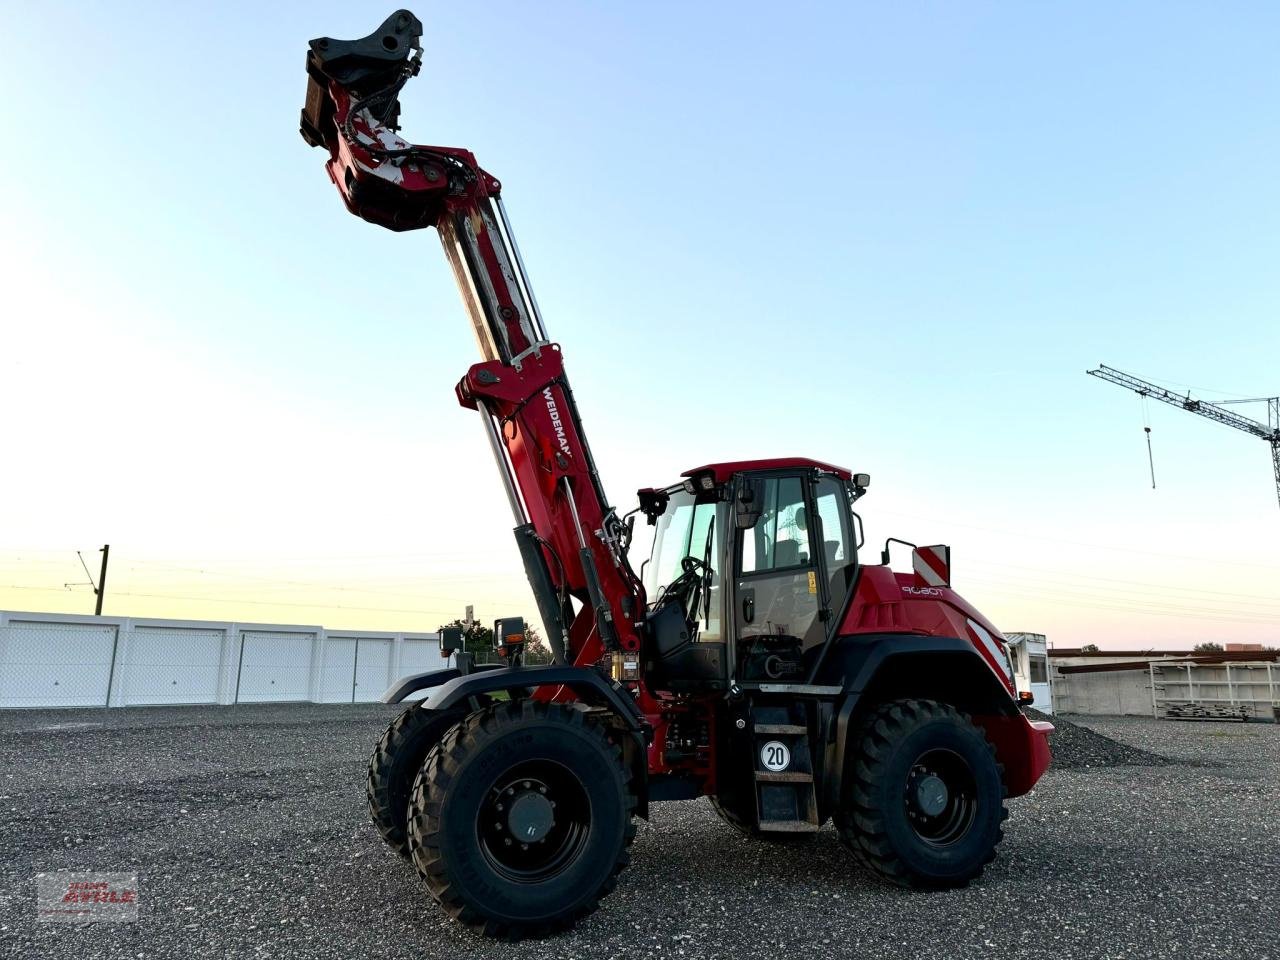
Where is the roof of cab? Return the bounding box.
[681,458,852,484]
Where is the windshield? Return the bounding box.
[644,489,724,640]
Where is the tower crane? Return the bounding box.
[1088,364,1280,508]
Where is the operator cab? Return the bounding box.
[638,458,864,693]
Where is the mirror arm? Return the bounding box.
[881,537,918,567]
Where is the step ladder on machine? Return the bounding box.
[750,701,819,832]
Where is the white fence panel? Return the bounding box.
[398,638,443,700]
[236,632,316,703]
[0,611,443,709]
[0,621,116,708]
[353,638,393,702]
[123,627,224,706]
[316,637,357,703]
[400,638,442,676]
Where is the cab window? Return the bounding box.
[740,476,811,574]
[645,490,724,640]
[813,476,852,568]
[649,497,695,595]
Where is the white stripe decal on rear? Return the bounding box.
[968,619,1012,681]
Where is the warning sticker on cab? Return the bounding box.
[807,571,817,594]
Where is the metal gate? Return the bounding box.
[1151,661,1279,721]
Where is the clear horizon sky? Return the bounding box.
[2,2,1277,649]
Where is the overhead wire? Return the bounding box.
[1133,370,1261,401]
[963,580,1279,626]
[962,573,1280,622]
[965,557,1280,609]
[871,509,1280,573]
[0,583,509,618]
[120,562,528,605]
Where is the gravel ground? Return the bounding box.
[1024,708,1169,769]
[1,704,1277,960]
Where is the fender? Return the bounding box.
[814,634,1034,816]
[385,664,647,733]
[380,663,506,703]
[389,663,652,818]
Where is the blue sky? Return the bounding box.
[1,2,1277,646]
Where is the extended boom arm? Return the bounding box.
[301,11,647,666]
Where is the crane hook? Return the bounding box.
[1144,426,1156,489]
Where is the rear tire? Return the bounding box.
[709,796,816,843]
[366,705,462,859]
[406,700,636,938]
[835,699,1006,888]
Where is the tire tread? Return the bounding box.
[406,700,636,939]
[365,705,459,859]
[834,698,1007,888]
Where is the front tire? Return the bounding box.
[835,699,1006,888]
[366,704,463,859]
[406,700,636,938]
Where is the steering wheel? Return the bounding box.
[653,555,710,612]
[680,555,710,577]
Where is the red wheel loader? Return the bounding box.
[299,11,1052,939]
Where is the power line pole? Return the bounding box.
[95,544,110,615]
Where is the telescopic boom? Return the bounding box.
[301,10,647,667]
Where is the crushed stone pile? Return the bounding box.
[1023,708,1169,769]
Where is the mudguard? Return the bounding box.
[815,634,1051,815]
[381,664,647,733]
[385,663,652,818]
[380,664,503,703]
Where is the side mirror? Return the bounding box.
[881,537,918,568]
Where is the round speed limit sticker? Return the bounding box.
[759,740,791,772]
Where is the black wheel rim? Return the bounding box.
[477,759,591,883]
[904,748,978,846]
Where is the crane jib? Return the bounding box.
[1087,364,1280,508]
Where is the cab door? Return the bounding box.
[732,474,825,656]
